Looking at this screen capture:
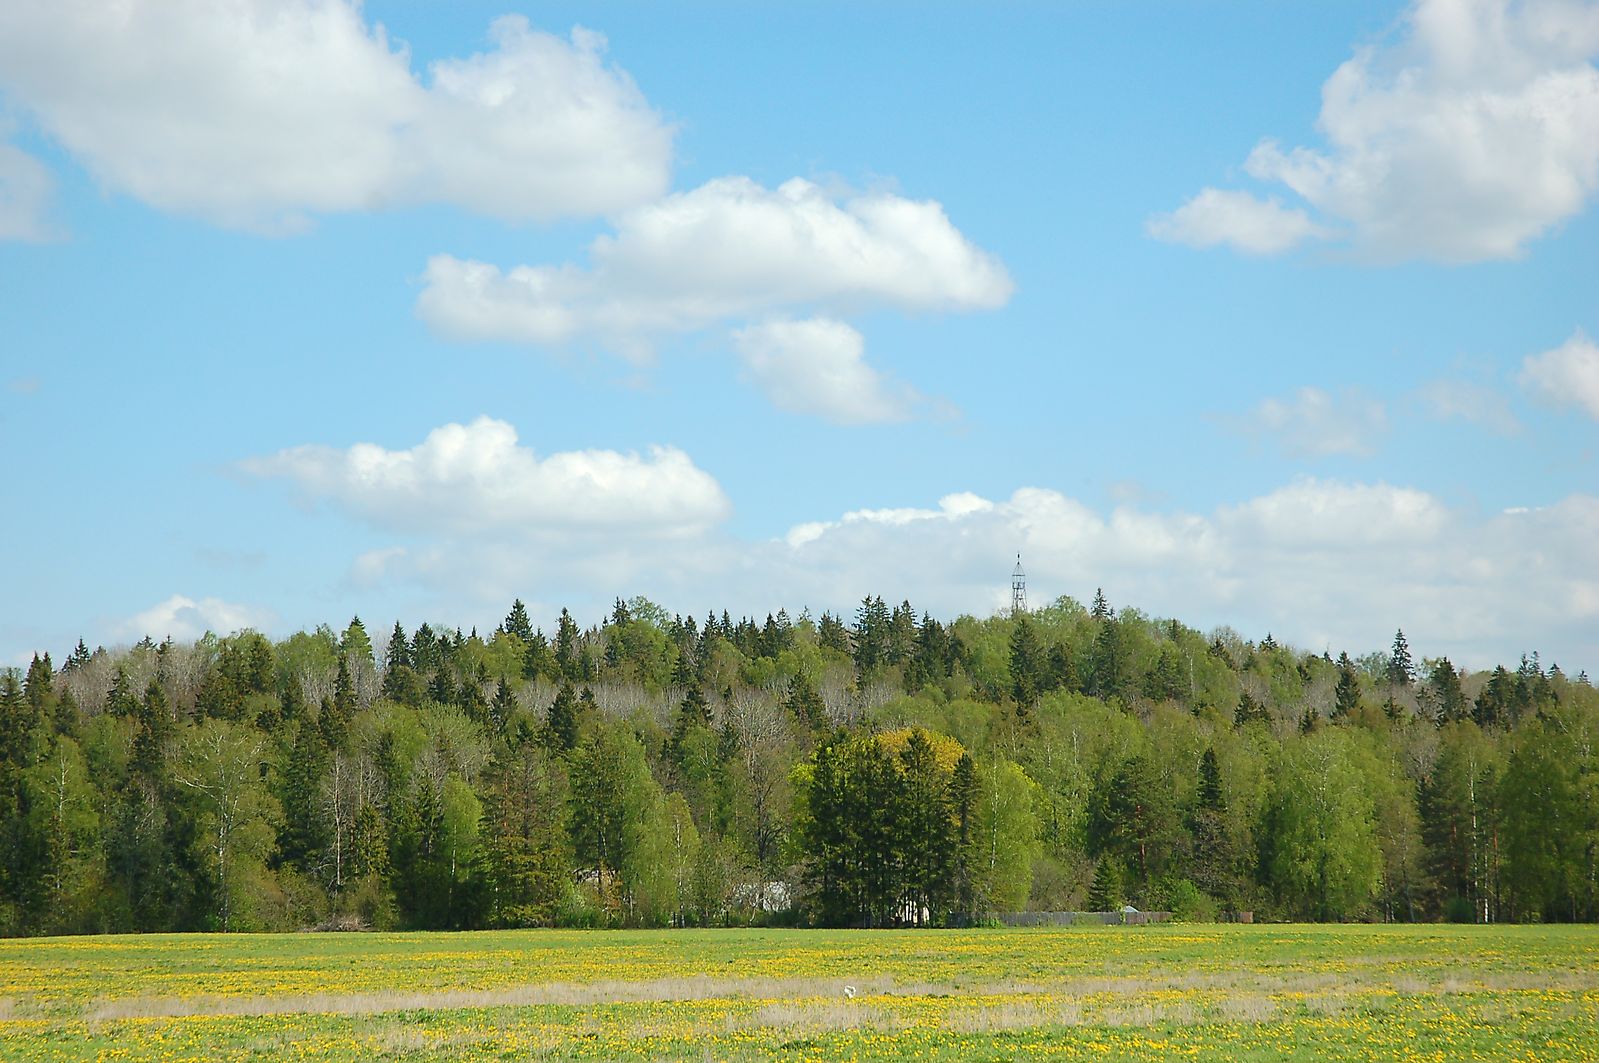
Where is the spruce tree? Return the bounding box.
[1387,629,1415,686]
[428,664,455,707]
[949,753,978,921]
[1190,748,1239,908]
[503,599,534,643]
[384,622,410,672]
[490,677,516,735]
[817,612,850,654]
[1428,657,1467,725]
[1474,666,1513,728]
[554,609,581,681]
[341,617,374,670]
[1091,589,1111,622]
[1088,855,1123,912]
[277,721,329,873]
[897,730,954,925]
[1235,689,1268,727]
[1008,615,1044,711]
[543,683,578,756]
[784,672,828,733]
[1333,654,1361,719]
[106,666,140,718]
[131,680,173,780]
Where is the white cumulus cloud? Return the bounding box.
[1145,188,1330,255]
[253,459,1599,669]
[760,480,1599,669]
[121,595,275,643]
[1157,0,1599,261]
[733,318,921,425]
[417,175,1013,353]
[1520,330,1599,418]
[1229,387,1389,457]
[239,416,730,539]
[0,3,671,229]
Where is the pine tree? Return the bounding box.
[1190,748,1239,909]
[1091,752,1175,886]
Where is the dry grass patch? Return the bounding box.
[82,974,896,1023]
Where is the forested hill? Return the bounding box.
[2,592,1595,936]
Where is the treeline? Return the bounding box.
[0,592,1595,935]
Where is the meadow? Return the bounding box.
[1,924,1596,1060]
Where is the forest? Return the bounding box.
[1,591,1594,936]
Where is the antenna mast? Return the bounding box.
[1011,553,1027,614]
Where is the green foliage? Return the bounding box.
[1267,730,1381,921]
[1087,855,1123,911]
[3,595,1595,935]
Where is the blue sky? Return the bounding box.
[1,0,1596,671]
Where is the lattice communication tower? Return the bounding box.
[1011,553,1027,614]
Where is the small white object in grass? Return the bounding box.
[843,985,856,999]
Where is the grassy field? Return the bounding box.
[1,924,1596,1060]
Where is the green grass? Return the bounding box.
[2,924,1596,1059]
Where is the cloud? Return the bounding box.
[239,416,730,539]
[121,595,274,643]
[1519,330,1599,418]
[1227,387,1389,457]
[732,318,922,425]
[1158,0,1599,261]
[418,175,1012,351]
[758,480,1598,670]
[0,139,56,241]
[1416,377,1522,433]
[0,4,671,228]
[270,431,1596,668]
[1145,188,1330,255]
